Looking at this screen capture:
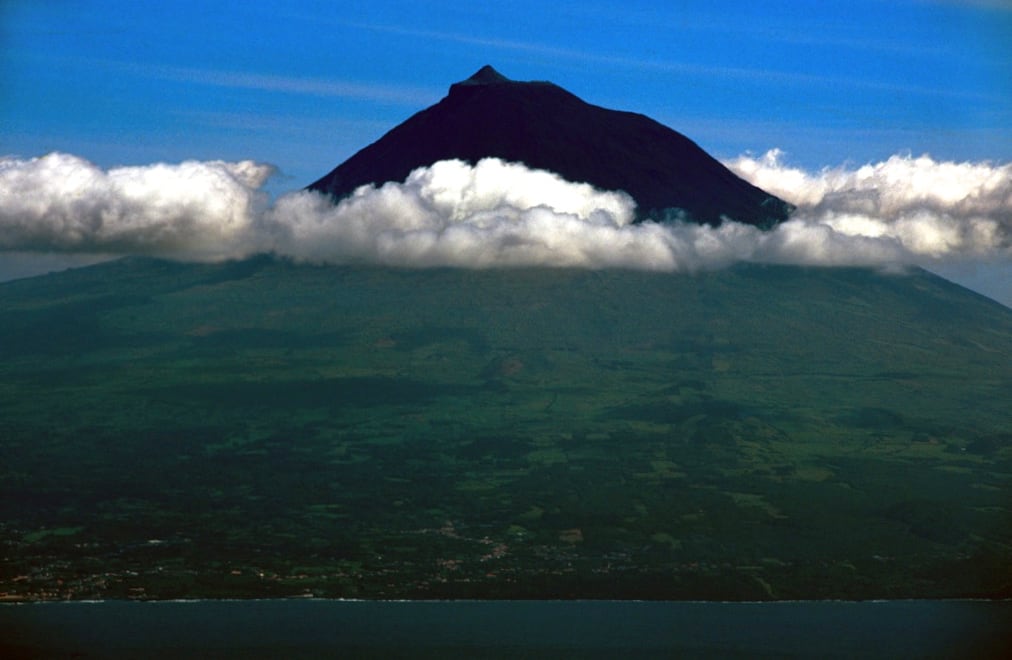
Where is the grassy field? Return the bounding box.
[1,257,1010,600]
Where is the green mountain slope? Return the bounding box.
[1,257,1010,600]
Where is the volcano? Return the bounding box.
[309,66,793,228]
[4,68,1011,609]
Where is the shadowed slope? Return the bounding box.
[309,66,793,228]
[1,257,1010,601]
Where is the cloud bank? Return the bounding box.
[0,153,273,259]
[726,149,1011,263]
[1,151,1009,275]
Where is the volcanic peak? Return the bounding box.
[309,67,794,228]
[456,65,512,86]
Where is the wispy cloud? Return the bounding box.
[77,57,441,106]
[572,2,969,58]
[153,66,440,105]
[917,0,1012,11]
[175,110,392,137]
[346,21,824,85]
[346,21,1004,103]
[345,22,599,64]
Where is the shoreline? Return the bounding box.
[4,596,1009,605]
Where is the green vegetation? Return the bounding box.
[1,257,1010,600]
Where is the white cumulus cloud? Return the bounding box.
[264,158,732,270]
[0,152,274,259]
[725,149,1011,261]
[1,151,1009,284]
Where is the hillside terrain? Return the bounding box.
[1,257,1010,600]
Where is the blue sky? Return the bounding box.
[2,0,1009,189]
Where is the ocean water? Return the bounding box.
[2,599,1010,658]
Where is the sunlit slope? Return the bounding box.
[1,257,1009,600]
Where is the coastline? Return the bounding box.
[3,598,1009,659]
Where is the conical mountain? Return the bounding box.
[309,66,793,228]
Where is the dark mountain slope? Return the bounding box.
[2,257,1010,600]
[309,66,793,228]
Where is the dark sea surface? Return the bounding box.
[2,599,1009,659]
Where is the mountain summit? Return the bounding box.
[308,66,793,228]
